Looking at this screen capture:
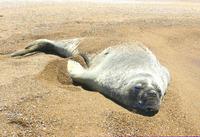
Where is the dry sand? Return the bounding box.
[0,1,200,136]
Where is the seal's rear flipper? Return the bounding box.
[10,38,83,58]
[10,39,53,57]
[10,49,33,57]
[54,38,83,57]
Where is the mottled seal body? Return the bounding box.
[68,43,170,115]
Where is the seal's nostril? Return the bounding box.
[145,107,159,114]
[146,107,154,112]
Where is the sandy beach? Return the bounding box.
[0,0,200,136]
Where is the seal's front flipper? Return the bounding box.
[67,59,86,79]
[10,38,83,58]
[67,59,95,90]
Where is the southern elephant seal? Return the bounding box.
[68,43,170,115]
[10,38,170,115]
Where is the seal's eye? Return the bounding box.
[134,83,143,93]
[134,86,141,92]
[135,85,141,89]
[135,83,142,88]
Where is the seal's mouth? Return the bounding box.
[130,104,159,116]
[136,107,159,116]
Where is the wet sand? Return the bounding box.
[0,1,200,136]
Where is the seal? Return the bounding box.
[68,43,170,115]
[10,38,82,57]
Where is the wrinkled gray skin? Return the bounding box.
[68,43,170,115]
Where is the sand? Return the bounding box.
[0,1,200,136]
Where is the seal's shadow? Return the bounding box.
[72,81,158,117]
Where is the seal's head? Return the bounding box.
[129,80,162,116]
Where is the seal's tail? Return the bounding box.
[67,59,85,79]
